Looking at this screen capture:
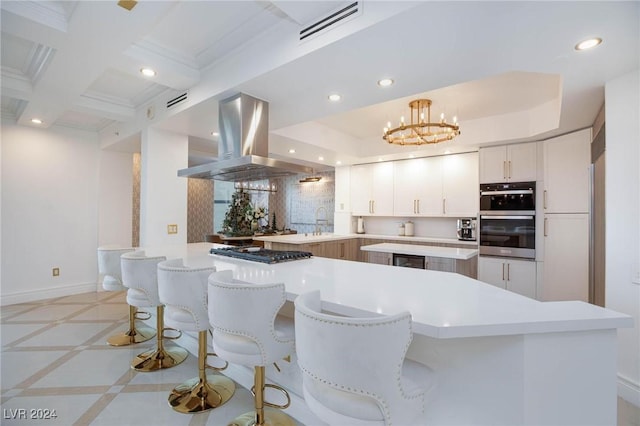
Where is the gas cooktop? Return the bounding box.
[209,246,313,264]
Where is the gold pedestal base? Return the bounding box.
[228,409,296,426]
[131,346,188,372]
[169,374,236,414]
[107,326,155,346]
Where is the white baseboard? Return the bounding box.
[618,373,640,407]
[0,282,97,306]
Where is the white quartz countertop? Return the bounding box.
[361,243,478,260]
[141,243,632,339]
[253,232,478,246]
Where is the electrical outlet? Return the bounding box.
[167,224,178,234]
[52,268,60,277]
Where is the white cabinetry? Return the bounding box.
[351,162,394,216]
[542,215,590,302]
[392,152,478,217]
[393,157,442,216]
[478,256,537,299]
[540,129,591,302]
[543,129,591,213]
[479,142,537,183]
[441,152,479,216]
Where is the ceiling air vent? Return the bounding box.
[167,92,188,109]
[299,1,361,42]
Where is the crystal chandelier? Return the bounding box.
[383,99,460,145]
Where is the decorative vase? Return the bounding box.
[251,220,258,231]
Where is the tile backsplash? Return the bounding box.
[269,171,335,234]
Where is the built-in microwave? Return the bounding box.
[479,182,536,259]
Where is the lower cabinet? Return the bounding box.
[478,256,537,299]
[367,252,392,265]
[269,239,359,261]
[366,252,477,278]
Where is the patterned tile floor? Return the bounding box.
[2,291,639,426]
[0,291,305,426]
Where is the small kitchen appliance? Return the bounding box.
[404,221,414,237]
[457,218,477,241]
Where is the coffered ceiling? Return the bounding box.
[1,1,638,168]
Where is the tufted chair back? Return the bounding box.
[121,251,166,308]
[97,247,134,291]
[157,258,215,333]
[207,270,294,367]
[294,290,428,426]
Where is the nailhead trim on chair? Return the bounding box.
[210,282,289,366]
[296,309,424,426]
[159,266,215,330]
[122,256,166,306]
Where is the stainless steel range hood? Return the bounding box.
[178,93,313,181]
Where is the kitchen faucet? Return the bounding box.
[315,206,328,235]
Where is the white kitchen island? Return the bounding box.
[140,243,632,425]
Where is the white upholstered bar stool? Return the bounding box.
[157,259,235,414]
[121,251,188,372]
[97,246,155,346]
[208,270,295,426]
[294,290,434,426]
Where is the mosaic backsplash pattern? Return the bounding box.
[187,178,214,242]
[132,153,141,247]
[269,171,335,234]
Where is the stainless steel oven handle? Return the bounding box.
[480,215,534,220]
[480,190,534,196]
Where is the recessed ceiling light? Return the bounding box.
[377,78,394,87]
[409,154,415,158]
[444,150,451,155]
[328,93,341,102]
[140,67,156,77]
[211,132,219,137]
[31,118,42,124]
[336,160,342,165]
[378,158,383,162]
[575,37,602,51]
[318,156,324,161]
[288,149,296,154]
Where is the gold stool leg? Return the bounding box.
[228,366,296,426]
[131,305,188,371]
[169,330,236,413]
[107,305,155,346]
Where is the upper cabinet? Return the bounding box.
[441,152,479,216]
[351,162,394,216]
[479,142,537,183]
[390,152,478,217]
[543,129,591,213]
[393,157,443,216]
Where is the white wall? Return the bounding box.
[139,127,188,247]
[98,150,133,248]
[1,122,100,305]
[605,68,640,406]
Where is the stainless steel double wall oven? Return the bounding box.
[479,181,536,259]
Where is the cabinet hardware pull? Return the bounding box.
[372,200,375,214]
[340,243,345,258]
[442,198,446,214]
[503,161,507,180]
[417,199,420,214]
[502,263,505,281]
[507,263,510,281]
[508,161,512,179]
[544,217,548,236]
[413,199,416,214]
[543,190,548,209]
